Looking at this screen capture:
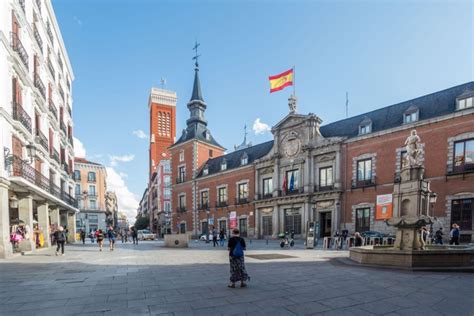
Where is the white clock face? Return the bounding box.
[284,138,300,157]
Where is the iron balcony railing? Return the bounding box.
[314,185,335,192]
[51,148,60,164]
[10,32,29,70]
[67,104,72,116]
[59,86,65,102]
[9,155,77,208]
[352,177,377,189]
[176,206,187,213]
[257,193,273,200]
[60,120,67,135]
[47,58,55,79]
[33,25,43,52]
[46,23,53,44]
[198,203,209,210]
[215,200,228,208]
[12,101,32,133]
[58,55,63,71]
[279,187,304,196]
[176,177,185,184]
[19,0,25,13]
[235,197,249,205]
[35,130,48,151]
[49,99,58,119]
[34,73,46,100]
[62,163,69,174]
[36,0,41,12]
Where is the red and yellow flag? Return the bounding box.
[269,68,294,93]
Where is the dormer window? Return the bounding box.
[358,117,372,135]
[241,153,248,165]
[221,159,227,171]
[404,106,419,124]
[203,165,208,176]
[457,96,473,110]
[204,130,211,140]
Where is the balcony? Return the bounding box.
[46,23,53,44]
[198,203,209,210]
[176,206,187,213]
[34,73,46,100]
[8,155,77,208]
[62,163,69,174]
[60,120,67,135]
[279,187,304,197]
[19,0,25,13]
[12,101,32,133]
[35,130,48,151]
[352,177,376,189]
[33,25,43,52]
[50,148,60,164]
[47,58,55,79]
[215,200,228,208]
[235,197,249,205]
[58,55,63,71]
[10,32,29,70]
[314,185,334,192]
[36,0,41,12]
[49,99,58,119]
[67,104,72,116]
[59,87,65,102]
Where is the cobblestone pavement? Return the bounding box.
[0,240,473,316]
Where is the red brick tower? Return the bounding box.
[149,88,177,177]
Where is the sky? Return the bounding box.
[52,0,473,221]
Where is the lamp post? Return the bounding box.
[206,209,210,243]
[429,192,438,217]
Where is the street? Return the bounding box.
[0,240,473,316]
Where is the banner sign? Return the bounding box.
[229,211,237,229]
[376,194,393,220]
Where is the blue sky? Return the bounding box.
[52,0,473,220]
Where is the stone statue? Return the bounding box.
[288,95,297,113]
[404,130,423,167]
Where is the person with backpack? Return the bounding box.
[96,229,105,251]
[107,226,116,251]
[54,226,66,256]
[227,228,249,288]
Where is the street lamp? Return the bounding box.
[429,192,438,217]
[206,209,210,243]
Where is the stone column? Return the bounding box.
[0,181,13,258]
[304,151,312,193]
[18,195,34,252]
[37,202,50,248]
[50,207,60,232]
[272,205,279,236]
[67,212,76,243]
[335,150,341,189]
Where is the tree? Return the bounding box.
[134,216,149,230]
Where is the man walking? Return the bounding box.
[55,226,66,256]
[212,227,218,247]
[131,227,138,245]
[80,229,86,245]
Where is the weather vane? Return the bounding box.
[192,41,200,67]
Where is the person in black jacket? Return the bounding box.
[227,228,249,288]
[55,226,66,256]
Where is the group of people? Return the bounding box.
[209,228,227,247]
[421,223,461,246]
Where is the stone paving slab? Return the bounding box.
[0,240,473,315]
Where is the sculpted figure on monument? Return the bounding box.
[404,130,423,167]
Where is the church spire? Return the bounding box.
[190,41,204,102]
[186,41,207,129]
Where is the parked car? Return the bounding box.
[137,229,156,241]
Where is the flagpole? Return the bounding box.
[293,65,296,97]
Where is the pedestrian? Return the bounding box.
[354,232,363,247]
[54,226,66,256]
[449,224,460,245]
[90,230,95,243]
[219,229,225,247]
[107,226,116,251]
[121,230,125,243]
[227,228,249,288]
[212,227,218,247]
[96,229,105,251]
[80,229,86,245]
[341,229,348,250]
[131,227,138,245]
[435,227,444,245]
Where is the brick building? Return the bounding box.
[319,82,474,242]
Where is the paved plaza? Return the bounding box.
[0,240,472,316]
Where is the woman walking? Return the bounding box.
[227,228,249,288]
[107,226,116,251]
[55,226,66,256]
[96,229,105,251]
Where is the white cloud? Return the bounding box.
[110,154,135,167]
[253,118,271,135]
[73,137,86,158]
[132,130,148,139]
[106,167,139,223]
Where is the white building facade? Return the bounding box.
[0,0,77,258]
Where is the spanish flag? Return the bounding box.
[269,68,294,93]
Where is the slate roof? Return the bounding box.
[320,82,474,139]
[197,140,274,178]
[173,125,224,149]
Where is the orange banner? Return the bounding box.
[376,194,393,220]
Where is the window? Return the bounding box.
[74,170,80,180]
[239,218,248,237]
[241,153,248,166]
[179,151,184,162]
[203,165,208,176]
[458,97,473,110]
[201,191,209,208]
[285,169,299,191]
[319,166,333,188]
[75,184,81,196]
[454,139,474,172]
[221,159,227,171]
[263,178,273,197]
[218,187,227,205]
[178,166,185,182]
[87,172,96,182]
[357,159,372,182]
[178,194,186,209]
[164,202,171,212]
[451,199,472,230]
[89,214,98,223]
[359,124,371,135]
[284,208,301,234]
[355,208,370,233]
[88,185,96,196]
[404,111,418,123]
[238,183,248,201]
[164,189,171,198]
[209,150,213,157]
[89,200,97,210]
[164,175,171,186]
